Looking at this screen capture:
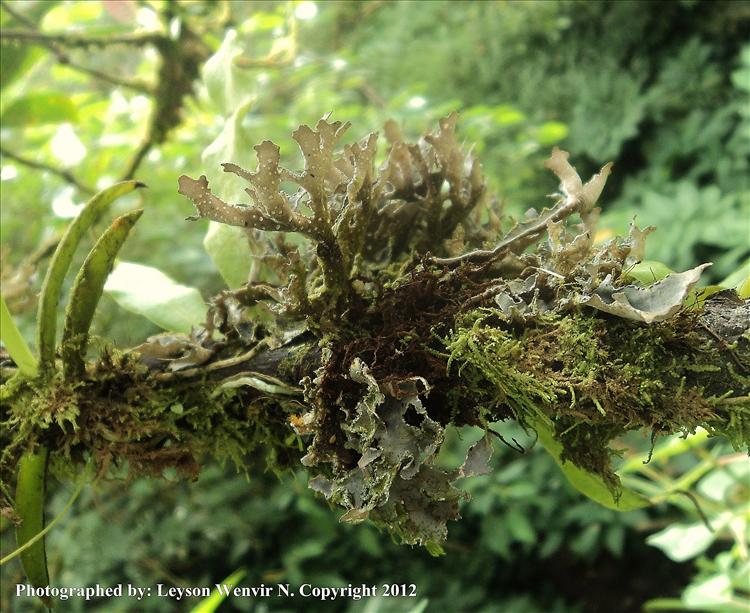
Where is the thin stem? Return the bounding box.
[0,28,163,48]
[60,61,153,94]
[0,0,37,28]
[120,140,153,181]
[0,478,86,566]
[0,2,153,95]
[0,147,94,195]
[431,196,577,266]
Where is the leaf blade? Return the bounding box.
[104,261,206,333]
[37,180,145,370]
[190,569,246,613]
[61,209,143,378]
[0,295,37,377]
[529,415,650,511]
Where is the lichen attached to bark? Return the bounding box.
[3,115,747,550]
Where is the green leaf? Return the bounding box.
[697,462,750,502]
[0,45,43,91]
[604,525,625,556]
[40,1,103,31]
[104,261,206,334]
[14,448,52,609]
[529,415,650,511]
[536,121,569,145]
[491,105,525,126]
[643,597,686,611]
[687,285,724,309]
[738,275,750,300]
[424,540,446,557]
[682,574,733,608]
[646,522,717,562]
[201,99,256,199]
[618,428,709,474]
[190,569,246,613]
[62,209,143,379]
[718,257,750,289]
[202,30,254,114]
[203,223,252,288]
[505,507,536,545]
[405,600,430,613]
[0,1,54,90]
[199,99,256,287]
[37,180,145,371]
[624,260,674,285]
[718,257,750,299]
[247,12,286,31]
[570,522,601,556]
[1,92,78,127]
[0,295,37,377]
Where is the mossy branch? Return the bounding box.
[3,116,748,551]
[2,293,747,545]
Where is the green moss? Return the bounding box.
[278,342,315,382]
[0,345,303,504]
[441,307,747,489]
[445,311,559,426]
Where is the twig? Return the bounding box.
[60,59,153,93]
[434,149,613,267]
[139,558,190,589]
[120,140,153,181]
[153,341,271,381]
[0,28,163,48]
[699,321,747,374]
[0,146,94,194]
[0,0,35,28]
[673,489,714,532]
[0,2,153,94]
[359,84,387,110]
[430,196,575,267]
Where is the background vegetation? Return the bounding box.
[1,1,748,611]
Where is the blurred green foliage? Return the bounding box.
[1,1,748,611]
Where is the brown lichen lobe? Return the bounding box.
[178,113,486,329]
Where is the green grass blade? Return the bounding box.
[61,209,143,379]
[0,295,37,377]
[190,569,246,613]
[36,180,145,371]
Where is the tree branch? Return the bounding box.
[0,28,163,48]
[0,2,153,94]
[1,293,746,480]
